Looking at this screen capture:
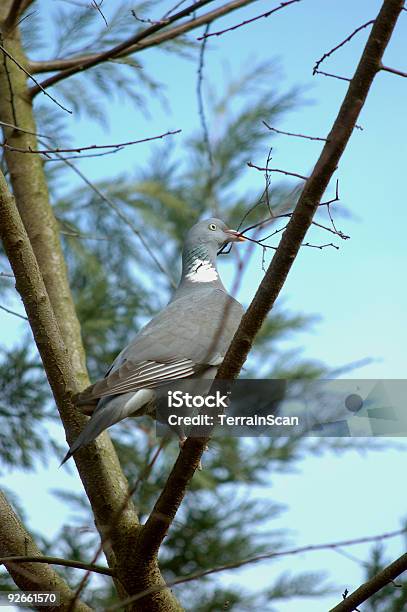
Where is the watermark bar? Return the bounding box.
[0,592,60,607]
[155,379,407,438]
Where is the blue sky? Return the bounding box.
[1,0,407,610]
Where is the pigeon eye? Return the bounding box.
[208,223,217,231]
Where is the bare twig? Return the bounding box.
[247,161,308,181]
[302,242,339,250]
[44,149,124,161]
[2,129,181,156]
[0,43,72,114]
[0,555,113,576]
[313,20,375,75]
[163,0,189,17]
[380,63,407,77]
[311,219,349,239]
[91,0,108,27]
[0,303,28,320]
[131,10,169,26]
[108,527,407,609]
[264,146,273,215]
[0,271,15,279]
[314,69,351,82]
[197,24,214,170]
[0,119,52,139]
[263,121,327,141]
[198,0,301,39]
[0,35,18,126]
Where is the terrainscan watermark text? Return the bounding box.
[156,380,407,438]
[167,413,300,427]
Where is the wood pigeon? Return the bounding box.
[61,218,246,464]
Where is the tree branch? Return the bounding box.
[312,19,375,75]
[0,155,181,612]
[0,303,28,320]
[380,62,407,77]
[29,0,216,93]
[28,0,257,76]
[329,552,407,611]
[110,527,407,609]
[1,129,181,155]
[0,26,184,610]
[0,490,91,611]
[262,120,327,141]
[134,0,405,569]
[247,161,308,180]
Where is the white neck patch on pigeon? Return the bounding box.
[186,258,218,283]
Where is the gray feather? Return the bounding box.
[63,218,245,463]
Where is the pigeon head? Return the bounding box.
[185,218,246,249]
[177,218,246,290]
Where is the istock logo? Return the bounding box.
[167,390,229,409]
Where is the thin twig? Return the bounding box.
[91,0,108,27]
[0,35,18,126]
[131,10,169,25]
[264,146,273,215]
[44,149,124,161]
[0,555,113,576]
[380,63,407,77]
[198,0,301,39]
[263,121,327,141]
[163,0,189,17]
[2,130,181,155]
[302,242,339,250]
[314,69,351,82]
[0,304,28,320]
[197,23,214,170]
[0,43,72,114]
[0,119,52,139]
[313,20,375,75]
[107,528,407,610]
[0,271,15,279]
[247,161,308,181]
[311,219,349,239]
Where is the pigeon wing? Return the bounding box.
[75,288,243,404]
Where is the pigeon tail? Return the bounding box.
[60,388,155,465]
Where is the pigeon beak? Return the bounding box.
[224,229,247,243]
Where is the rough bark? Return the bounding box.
[0,168,183,611]
[0,489,91,612]
[0,11,139,532]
